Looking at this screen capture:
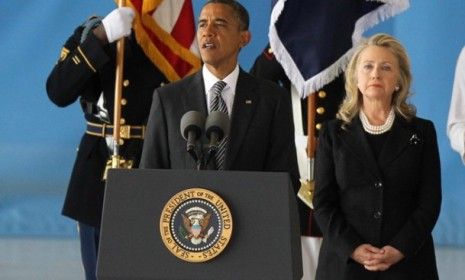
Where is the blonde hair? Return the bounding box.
[337,33,416,126]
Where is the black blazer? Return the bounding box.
[140,69,303,229]
[46,26,167,227]
[314,116,441,280]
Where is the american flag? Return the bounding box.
[126,0,201,81]
[269,0,410,98]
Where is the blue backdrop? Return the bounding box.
[0,1,464,246]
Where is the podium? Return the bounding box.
[97,169,302,280]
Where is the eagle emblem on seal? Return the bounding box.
[181,206,215,245]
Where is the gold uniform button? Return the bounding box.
[316,107,325,114]
[318,90,327,98]
[123,79,130,87]
[119,139,125,145]
[121,98,127,106]
[120,118,126,125]
[160,82,165,87]
[316,123,322,130]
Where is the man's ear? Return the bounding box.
[240,30,251,48]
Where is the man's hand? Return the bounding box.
[101,7,135,43]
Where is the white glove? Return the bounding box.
[102,7,135,43]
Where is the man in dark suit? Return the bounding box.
[140,0,299,193]
[46,7,167,280]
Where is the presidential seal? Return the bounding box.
[159,188,233,262]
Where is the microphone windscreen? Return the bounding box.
[180,111,205,140]
[205,111,230,140]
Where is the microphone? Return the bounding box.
[180,111,205,163]
[204,111,230,165]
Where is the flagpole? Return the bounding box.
[307,93,316,165]
[111,0,126,169]
[297,92,316,208]
[305,93,316,208]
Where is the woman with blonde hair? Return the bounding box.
[314,33,441,279]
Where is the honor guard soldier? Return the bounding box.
[250,44,345,279]
[46,7,167,280]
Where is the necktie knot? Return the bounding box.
[211,80,227,97]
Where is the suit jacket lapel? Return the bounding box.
[340,117,382,179]
[226,69,258,168]
[181,71,208,116]
[378,116,414,169]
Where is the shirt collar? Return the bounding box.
[202,64,240,97]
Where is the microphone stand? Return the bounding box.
[203,136,219,169]
[187,140,208,170]
[187,143,204,171]
[197,152,205,170]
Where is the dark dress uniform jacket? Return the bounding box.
[314,116,441,280]
[140,69,301,213]
[249,46,345,236]
[46,25,167,227]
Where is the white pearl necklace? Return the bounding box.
[359,108,395,135]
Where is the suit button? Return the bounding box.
[316,107,325,114]
[374,211,382,219]
[318,90,327,98]
[315,123,322,130]
[121,98,127,106]
[374,181,383,189]
[123,79,130,87]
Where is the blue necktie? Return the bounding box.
[210,80,228,170]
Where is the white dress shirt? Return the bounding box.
[447,47,465,165]
[202,64,239,116]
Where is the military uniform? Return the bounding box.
[46,22,167,229]
[249,45,344,237]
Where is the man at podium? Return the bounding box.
[140,0,300,196]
